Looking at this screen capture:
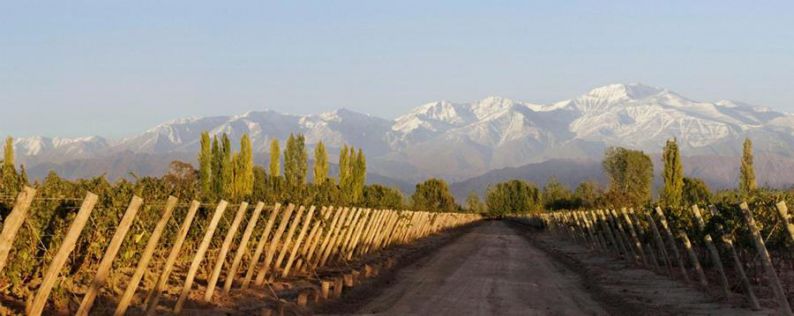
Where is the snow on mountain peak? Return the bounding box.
[585,83,665,101]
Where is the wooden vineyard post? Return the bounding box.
[620,208,648,266]
[721,235,761,310]
[311,206,343,270]
[320,207,353,266]
[282,206,316,277]
[739,202,793,315]
[255,204,297,286]
[223,201,265,294]
[294,207,327,273]
[646,213,673,276]
[678,231,708,287]
[345,209,371,260]
[114,196,178,316]
[28,192,98,316]
[775,201,794,243]
[270,205,309,280]
[691,205,730,296]
[654,207,690,283]
[242,203,283,289]
[76,196,143,316]
[174,200,229,314]
[144,200,201,315]
[0,186,35,274]
[337,208,362,261]
[597,210,620,255]
[205,202,249,301]
[608,210,634,261]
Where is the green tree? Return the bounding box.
[411,178,457,212]
[543,177,574,210]
[465,191,484,213]
[338,145,352,201]
[739,137,757,197]
[220,133,233,198]
[198,131,212,200]
[238,134,254,198]
[682,177,711,206]
[2,136,18,193]
[269,139,281,178]
[602,147,653,207]
[284,134,308,188]
[211,136,222,198]
[362,184,404,209]
[661,138,684,207]
[352,148,367,202]
[313,141,329,185]
[486,180,542,216]
[574,181,603,209]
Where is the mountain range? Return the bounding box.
[9,83,794,199]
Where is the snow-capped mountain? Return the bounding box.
[9,83,794,183]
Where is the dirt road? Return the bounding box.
[348,220,609,315]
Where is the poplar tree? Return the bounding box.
[269,139,280,177]
[2,136,18,193]
[661,138,684,207]
[313,141,329,185]
[352,148,367,202]
[198,131,212,199]
[211,136,222,198]
[739,137,757,196]
[296,134,308,185]
[338,145,352,201]
[220,133,233,197]
[284,134,297,187]
[239,134,254,197]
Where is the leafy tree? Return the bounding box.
[486,180,542,216]
[269,139,281,177]
[163,160,198,196]
[237,134,254,199]
[661,138,684,207]
[211,136,222,199]
[313,141,329,185]
[338,145,352,201]
[2,136,18,193]
[252,166,268,201]
[362,184,404,209]
[602,147,653,207]
[198,131,212,200]
[739,137,757,197]
[352,148,367,202]
[412,178,457,212]
[682,177,711,206]
[543,177,574,210]
[220,133,233,198]
[465,191,484,213]
[284,134,308,199]
[574,180,603,209]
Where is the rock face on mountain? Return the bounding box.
[10,83,794,188]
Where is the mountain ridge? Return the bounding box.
[8,83,794,189]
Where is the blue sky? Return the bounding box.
[1,1,793,138]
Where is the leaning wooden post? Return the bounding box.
[205,202,249,301]
[678,231,708,287]
[620,208,648,266]
[739,202,793,315]
[144,200,201,315]
[255,204,297,285]
[174,200,229,314]
[114,196,178,316]
[691,205,730,296]
[242,203,283,289]
[775,201,794,243]
[0,186,35,274]
[722,235,761,310]
[270,205,309,280]
[294,207,327,272]
[76,196,143,316]
[28,192,98,316]
[646,213,673,276]
[223,201,265,294]
[282,206,316,277]
[654,207,690,283]
[310,206,342,270]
